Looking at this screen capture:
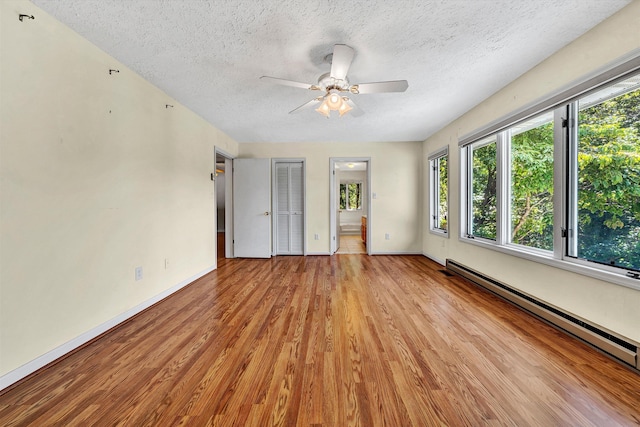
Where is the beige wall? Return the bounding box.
[0,0,239,378]
[239,142,423,254]
[423,1,640,342]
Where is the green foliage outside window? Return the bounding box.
[511,122,554,250]
[438,156,448,230]
[577,88,640,271]
[472,142,497,240]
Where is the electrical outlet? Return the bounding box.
[314,233,319,240]
[135,266,143,281]
[385,233,390,240]
[372,192,377,199]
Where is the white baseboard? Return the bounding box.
[369,251,423,255]
[306,252,332,256]
[423,253,446,266]
[0,265,216,392]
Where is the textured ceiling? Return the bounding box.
[31,0,631,143]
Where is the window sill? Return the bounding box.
[458,236,640,291]
[429,229,449,238]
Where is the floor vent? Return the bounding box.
[446,259,639,370]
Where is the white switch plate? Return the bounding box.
[385,233,390,240]
[314,234,319,240]
[135,266,143,281]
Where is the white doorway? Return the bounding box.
[330,158,371,255]
[215,149,234,260]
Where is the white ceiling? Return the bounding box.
[31,0,631,144]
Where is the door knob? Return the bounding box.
[264,211,270,216]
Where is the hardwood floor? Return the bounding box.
[336,235,366,254]
[2,255,639,426]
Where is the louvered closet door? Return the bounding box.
[276,162,304,255]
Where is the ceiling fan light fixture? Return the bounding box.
[326,89,343,109]
[315,89,352,117]
[338,98,352,116]
[315,100,331,117]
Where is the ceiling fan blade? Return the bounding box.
[330,44,355,81]
[260,76,317,90]
[345,99,364,117]
[289,98,321,114]
[352,80,409,94]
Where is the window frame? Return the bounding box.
[460,136,500,243]
[457,53,640,291]
[564,79,640,277]
[506,111,555,253]
[428,147,449,236]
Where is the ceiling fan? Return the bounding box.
[260,44,408,118]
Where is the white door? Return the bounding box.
[233,158,271,258]
[274,162,304,255]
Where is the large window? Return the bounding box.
[470,139,497,240]
[510,112,554,251]
[429,148,448,233]
[568,76,640,272]
[459,65,640,286]
[340,182,362,211]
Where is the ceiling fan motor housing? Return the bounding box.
[317,72,349,92]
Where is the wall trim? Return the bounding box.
[423,253,446,266]
[0,265,216,393]
[370,251,423,255]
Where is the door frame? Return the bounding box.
[272,158,307,256]
[215,147,234,259]
[330,157,371,255]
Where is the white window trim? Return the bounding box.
[461,136,499,242]
[562,95,640,281]
[428,147,449,237]
[458,233,640,290]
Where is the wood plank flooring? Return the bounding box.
[1,254,640,426]
[336,235,366,254]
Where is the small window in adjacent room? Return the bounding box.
[429,148,448,234]
[340,182,362,211]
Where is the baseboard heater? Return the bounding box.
[446,259,639,371]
